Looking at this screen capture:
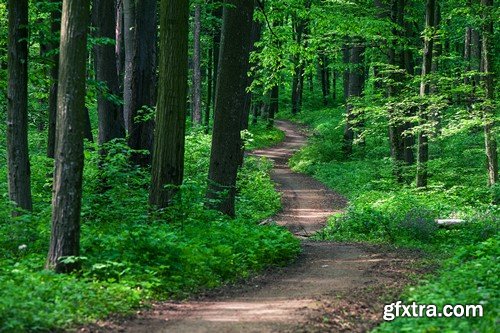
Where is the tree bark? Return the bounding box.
[149,0,189,209]
[47,0,62,158]
[416,0,436,188]
[126,0,157,166]
[115,0,125,89]
[47,0,89,273]
[206,0,254,216]
[481,0,498,188]
[268,85,279,128]
[7,0,33,215]
[205,45,213,132]
[92,0,125,146]
[192,4,202,125]
[123,0,135,132]
[342,42,365,157]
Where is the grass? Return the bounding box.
[0,120,300,332]
[279,97,499,332]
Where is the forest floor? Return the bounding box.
[83,121,424,333]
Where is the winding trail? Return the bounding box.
[88,121,415,333]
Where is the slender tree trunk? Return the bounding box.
[115,0,125,89]
[212,5,223,108]
[416,0,436,188]
[149,0,189,208]
[126,0,157,166]
[47,0,89,273]
[206,0,254,216]
[481,0,498,188]
[332,70,337,101]
[7,0,32,215]
[205,46,213,132]
[320,55,329,105]
[192,4,202,125]
[92,0,125,146]
[342,44,350,102]
[342,42,365,157]
[47,0,62,158]
[123,0,135,132]
[268,85,279,128]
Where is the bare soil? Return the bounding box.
[81,120,423,333]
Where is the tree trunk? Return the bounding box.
[149,0,189,209]
[342,42,365,157]
[126,0,157,166]
[205,46,213,132]
[481,0,498,188]
[320,55,329,105]
[416,0,436,188]
[212,4,223,108]
[92,0,125,146]
[47,0,62,158]
[268,85,279,128]
[47,0,89,273]
[342,44,350,102]
[123,0,135,132]
[206,0,254,216]
[192,4,202,125]
[7,0,32,215]
[115,0,125,89]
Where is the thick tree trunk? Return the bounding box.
[126,0,157,166]
[206,0,254,216]
[92,0,125,146]
[7,0,32,215]
[342,42,365,157]
[47,0,62,158]
[416,0,436,188]
[481,0,498,188]
[149,0,189,209]
[192,4,202,125]
[47,0,89,273]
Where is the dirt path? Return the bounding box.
[86,121,418,333]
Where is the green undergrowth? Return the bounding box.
[280,101,499,332]
[244,121,285,150]
[0,122,299,332]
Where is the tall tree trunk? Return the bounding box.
[206,0,254,217]
[115,0,125,89]
[291,2,310,115]
[123,0,135,132]
[268,84,279,128]
[7,0,32,215]
[192,4,202,125]
[47,0,62,158]
[332,70,337,101]
[212,4,223,108]
[342,42,365,157]
[92,0,125,146]
[47,0,89,273]
[320,55,329,105]
[481,0,498,188]
[126,0,157,166]
[416,0,436,188]
[342,44,350,102]
[205,46,213,132]
[149,0,189,208]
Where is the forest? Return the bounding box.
[0,0,498,332]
